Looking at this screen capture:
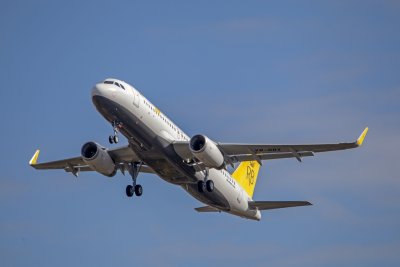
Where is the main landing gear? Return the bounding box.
[109,121,121,144]
[126,162,143,197]
[126,184,143,197]
[197,180,214,193]
[196,166,214,193]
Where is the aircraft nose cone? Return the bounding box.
[92,83,107,98]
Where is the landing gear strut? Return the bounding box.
[109,121,120,144]
[125,162,143,197]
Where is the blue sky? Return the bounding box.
[1,1,399,266]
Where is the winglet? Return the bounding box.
[29,150,40,165]
[356,127,369,146]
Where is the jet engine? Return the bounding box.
[81,142,116,177]
[189,135,225,169]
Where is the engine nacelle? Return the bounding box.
[189,135,224,169]
[81,142,116,177]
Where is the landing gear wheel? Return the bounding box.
[197,181,205,193]
[126,185,134,197]
[109,135,114,144]
[206,180,214,192]
[134,184,143,196]
[113,135,119,144]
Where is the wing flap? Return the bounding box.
[248,201,312,211]
[230,151,314,163]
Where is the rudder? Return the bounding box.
[231,161,260,198]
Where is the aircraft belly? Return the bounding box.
[93,94,233,211]
[92,95,198,184]
[184,184,230,211]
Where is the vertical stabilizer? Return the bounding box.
[231,161,260,198]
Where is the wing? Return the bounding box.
[29,145,155,176]
[173,127,368,165]
[248,201,312,211]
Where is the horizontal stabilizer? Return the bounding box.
[248,201,312,211]
[195,206,221,212]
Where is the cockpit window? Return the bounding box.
[103,80,125,90]
[115,82,125,90]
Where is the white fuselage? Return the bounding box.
[92,79,261,220]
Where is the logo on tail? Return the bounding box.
[232,161,261,198]
[247,164,255,186]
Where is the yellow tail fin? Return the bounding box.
[231,161,261,198]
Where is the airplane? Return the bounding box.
[29,78,368,221]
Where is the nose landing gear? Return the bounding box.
[109,121,121,144]
[109,135,118,144]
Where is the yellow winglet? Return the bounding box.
[29,150,40,165]
[356,127,369,146]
